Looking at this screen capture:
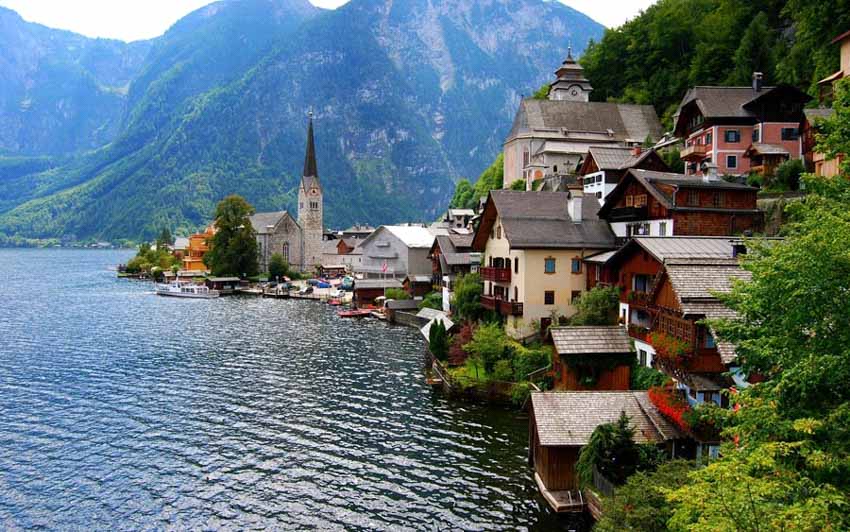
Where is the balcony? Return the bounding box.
[606,206,648,222]
[627,324,651,343]
[626,290,651,307]
[481,266,511,283]
[481,295,524,316]
[680,143,708,161]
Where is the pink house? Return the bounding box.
[674,73,811,177]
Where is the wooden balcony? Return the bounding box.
[481,266,511,283]
[606,206,648,222]
[681,143,708,161]
[481,295,523,316]
[627,324,651,343]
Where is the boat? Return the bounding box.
[328,299,343,306]
[155,281,219,299]
[338,309,372,318]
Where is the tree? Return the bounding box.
[448,154,505,210]
[156,227,173,249]
[384,287,410,300]
[449,179,475,209]
[418,292,443,311]
[595,460,695,532]
[451,272,483,321]
[463,322,508,374]
[509,179,526,191]
[575,412,643,487]
[569,285,620,325]
[428,319,450,361]
[268,253,288,280]
[531,83,549,100]
[203,195,259,278]
[816,78,850,177]
[773,158,804,190]
[729,12,774,85]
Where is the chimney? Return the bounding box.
[702,162,719,182]
[752,72,763,92]
[631,145,642,157]
[568,193,583,223]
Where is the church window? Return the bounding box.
[282,243,290,263]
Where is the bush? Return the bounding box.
[493,359,514,381]
[418,291,443,311]
[509,179,526,191]
[575,412,642,487]
[463,322,508,373]
[384,287,410,300]
[747,171,763,188]
[569,285,620,326]
[630,363,669,390]
[511,343,550,381]
[774,159,804,191]
[511,382,532,405]
[268,253,289,280]
[451,273,482,321]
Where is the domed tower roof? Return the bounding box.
[549,45,593,101]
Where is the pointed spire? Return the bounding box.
[302,109,318,179]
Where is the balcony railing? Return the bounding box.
[627,290,652,307]
[481,266,511,283]
[627,324,651,343]
[606,206,648,222]
[481,295,523,316]
[681,143,708,160]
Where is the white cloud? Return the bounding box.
[0,0,656,42]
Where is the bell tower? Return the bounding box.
[548,45,593,102]
[297,110,323,271]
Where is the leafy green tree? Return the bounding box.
[428,319,450,361]
[463,322,508,374]
[595,460,695,532]
[772,158,804,190]
[268,253,288,280]
[509,179,526,191]
[203,195,259,278]
[384,287,410,300]
[418,291,443,311]
[449,179,475,209]
[569,285,620,325]
[730,12,774,85]
[816,78,850,177]
[531,83,549,100]
[451,272,483,321]
[661,149,685,174]
[575,412,643,487]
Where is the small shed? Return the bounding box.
[403,274,433,298]
[353,278,403,308]
[529,391,681,512]
[549,326,634,390]
[319,264,347,278]
[205,277,241,294]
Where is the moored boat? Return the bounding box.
[155,281,219,299]
[338,309,372,318]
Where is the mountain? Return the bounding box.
[0,7,152,156]
[0,0,603,242]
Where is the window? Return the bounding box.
[571,290,581,303]
[687,190,699,206]
[752,128,760,142]
[726,155,737,169]
[689,387,697,399]
[724,129,741,143]
[634,194,647,207]
[639,349,647,366]
[705,333,716,348]
[781,127,800,140]
[514,257,519,274]
[596,191,602,199]
[713,192,725,208]
[633,273,650,293]
[625,195,634,207]
[544,257,556,274]
[705,132,712,145]
[514,286,518,301]
[659,221,667,236]
[496,225,502,239]
[282,242,290,263]
[544,290,555,305]
[571,258,582,274]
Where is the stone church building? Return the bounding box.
[251,114,324,273]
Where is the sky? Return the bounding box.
[0,0,656,42]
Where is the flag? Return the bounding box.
[381,261,388,273]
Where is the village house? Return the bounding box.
[181,225,215,272]
[403,275,433,299]
[320,237,362,273]
[674,73,811,177]
[807,29,850,176]
[578,146,669,204]
[549,326,633,391]
[352,278,403,308]
[354,225,436,280]
[529,391,681,513]
[472,190,616,339]
[598,169,763,239]
[443,208,476,230]
[340,224,375,240]
[817,29,850,103]
[503,48,663,190]
[429,232,481,312]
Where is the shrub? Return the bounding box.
[448,322,476,366]
[384,287,410,300]
[418,291,443,311]
[511,382,532,405]
[451,273,482,321]
[493,359,514,381]
[463,322,508,373]
[630,363,669,390]
[511,343,550,381]
[268,253,289,280]
[575,412,642,487]
[773,159,804,191]
[747,171,763,188]
[509,179,526,191]
[569,286,620,326]
[428,319,450,361]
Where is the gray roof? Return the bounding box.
[249,211,293,235]
[508,99,663,144]
[405,275,432,284]
[586,146,652,171]
[531,391,682,447]
[486,191,616,250]
[417,308,448,321]
[550,326,633,355]
[172,237,189,250]
[746,143,790,156]
[583,250,617,264]
[635,237,737,262]
[353,279,403,290]
[447,208,475,217]
[207,277,240,282]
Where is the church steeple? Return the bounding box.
[302,110,318,180]
[549,42,593,102]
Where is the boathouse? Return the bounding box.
[353,278,403,308]
[529,391,681,512]
[549,327,633,390]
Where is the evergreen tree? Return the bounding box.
[203,195,259,278]
[156,227,173,249]
[730,12,774,85]
[268,253,288,280]
[428,319,450,361]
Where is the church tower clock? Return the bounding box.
[297,111,323,271]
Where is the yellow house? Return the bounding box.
[813,29,850,176]
[472,189,617,339]
[181,225,216,272]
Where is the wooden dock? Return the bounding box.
[535,473,585,513]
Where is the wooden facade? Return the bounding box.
[529,415,580,490]
[557,362,630,391]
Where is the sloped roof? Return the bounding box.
[250,211,295,235]
[361,225,435,249]
[745,143,790,156]
[173,237,189,250]
[630,236,737,263]
[508,99,662,144]
[481,191,616,250]
[531,391,682,447]
[587,146,635,170]
[353,279,403,290]
[550,326,633,355]
[583,250,617,264]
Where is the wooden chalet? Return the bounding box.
[403,274,433,298]
[353,278,403,308]
[319,264,347,278]
[205,276,240,294]
[549,327,632,390]
[578,146,669,204]
[529,391,681,512]
[598,169,763,239]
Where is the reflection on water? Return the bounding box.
[0,249,567,530]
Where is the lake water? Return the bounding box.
[0,249,568,530]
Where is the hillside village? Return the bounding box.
[115,22,850,529]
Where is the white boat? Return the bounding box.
[155,281,219,299]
